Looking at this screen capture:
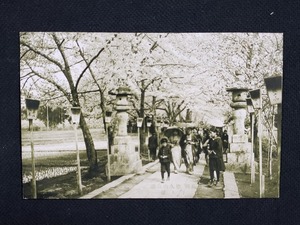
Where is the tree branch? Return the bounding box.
[52,34,71,73]
[75,47,105,92]
[144,63,200,68]
[25,61,71,102]
[20,49,30,60]
[75,40,106,94]
[20,40,64,70]
[143,77,161,90]
[21,72,36,90]
[50,33,77,95]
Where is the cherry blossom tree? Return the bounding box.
[20,32,116,173]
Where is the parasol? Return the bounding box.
[205,117,224,127]
[175,122,197,129]
[163,126,184,138]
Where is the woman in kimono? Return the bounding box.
[169,130,182,174]
[179,128,198,174]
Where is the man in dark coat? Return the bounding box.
[221,130,229,153]
[207,129,225,187]
[148,132,158,161]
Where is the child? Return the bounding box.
[157,137,172,183]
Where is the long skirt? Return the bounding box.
[209,157,225,172]
[185,145,194,173]
[171,145,182,170]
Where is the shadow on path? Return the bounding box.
[194,164,224,198]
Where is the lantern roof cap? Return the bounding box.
[226,87,249,92]
[109,86,132,96]
[226,80,251,92]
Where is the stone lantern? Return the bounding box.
[111,86,132,136]
[226,86,252,172]
[108,86,143,176]
[226,87,249,136]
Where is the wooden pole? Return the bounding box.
[29,119,37,199]
[277,104,282,197]
[251,113,255,184]
[262,174,265,197]
[147,130,150,161]
[46,103,49,131]
[107,125,111,182]
[74,124,82,195]
[258,109,263,198]
[267,130,271,177]
[138,127,141,158]
[269,110,275,180]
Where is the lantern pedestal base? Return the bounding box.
[232,134,249,143]
[230,142,251,153]
[106,136,143,176]
[226,139,254,172]
[225,155,258,173]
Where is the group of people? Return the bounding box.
[148,127,229,185]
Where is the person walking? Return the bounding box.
[148,132,158,161]
[202,129,210,165]
[157,137,172,183]
[193,128,203,164]
[207,129,224,187]
[179,128,198,175]
[221,130,229,154]
[169,130,182,174]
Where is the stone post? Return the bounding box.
[226,87,252,172]
[108,86,143,176]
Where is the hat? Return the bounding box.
[160,137,168,144]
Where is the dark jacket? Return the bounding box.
[179,134,198,151]
[221,133,229,148]
[148,135,158,150]
[158,145,172,163]
[208,137,223,158]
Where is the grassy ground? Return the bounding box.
[22,128,106,146]
[22,129,144,199]
[234,155,279,198]
[22,149,151,199]
[23,151,106,199]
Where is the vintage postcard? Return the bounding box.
[20,32,282,199]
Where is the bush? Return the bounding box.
[56,121,73,130]
[262,136,278,158]
[85,118,103,129]
[262,137,270,154]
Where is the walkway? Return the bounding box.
[119,161,204,198]
[81,154,240,199]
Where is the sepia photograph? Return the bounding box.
[20,32,283,199]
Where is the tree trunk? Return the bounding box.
[139,89,147,155]
[79,114,98,173]
[140,89,145,118]
[152,96,156,115]
[99,93,107,132]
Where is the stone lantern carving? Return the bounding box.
[111,86,132,136]
[226,87,249,137]
[226,86,252,172]
[108,86,143,176]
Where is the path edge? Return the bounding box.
[79,159,159,199]
[223,171,240,199]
